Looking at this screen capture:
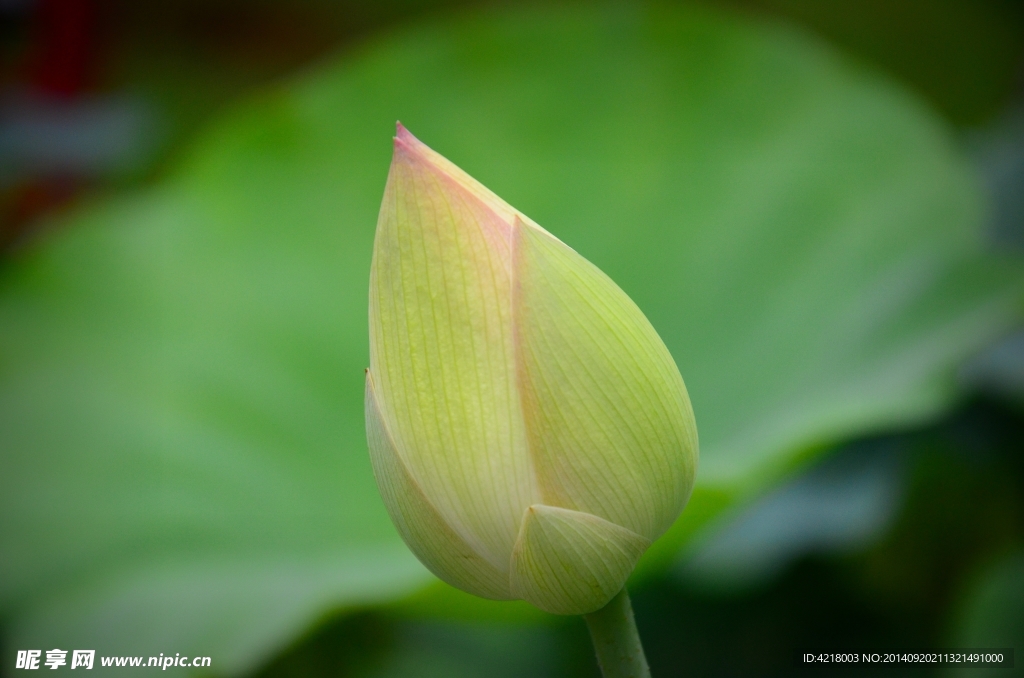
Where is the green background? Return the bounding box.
[2,1,1023,675]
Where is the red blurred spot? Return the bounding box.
[1,178,83,251]
[31,0,98,97]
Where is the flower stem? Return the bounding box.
[583,588,651,678]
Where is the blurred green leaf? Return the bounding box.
[2,3,1021,674]
[949,549,1024,676]
[734,0,1024,126]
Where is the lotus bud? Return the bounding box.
[365,124,698,615]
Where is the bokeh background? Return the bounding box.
[2,0,1024,676]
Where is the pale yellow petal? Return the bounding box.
[368,135,537,568]
[512,218,698,540]
[365,370,512,599]
[509,504,650,615]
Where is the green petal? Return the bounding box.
[509,504,650,615]
[513,219,698,541]
[365,370,512,600]
[368,134,537,567]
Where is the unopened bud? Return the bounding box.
[366,124,698,615]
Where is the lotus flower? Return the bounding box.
[365,124,698,615]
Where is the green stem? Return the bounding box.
[583,588,651,678]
